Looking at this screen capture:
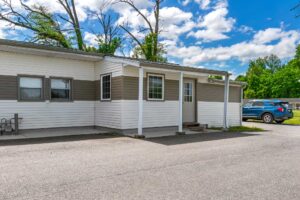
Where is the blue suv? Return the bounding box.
[243,100,293,124]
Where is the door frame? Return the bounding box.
[183,78,198,123]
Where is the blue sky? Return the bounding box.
[0,0,300,78]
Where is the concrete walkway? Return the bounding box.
[0,127,217,140]
[0,127,109,141]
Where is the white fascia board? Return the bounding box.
[104,56,140,67]
[142,66,208,77]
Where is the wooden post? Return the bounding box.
[14,113,19,135]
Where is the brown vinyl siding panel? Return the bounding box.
[0,75,95,101]
[197,83,241,103]
[73,80,96,101]
[111,76,122,100]
[0,75,17,100]
[121,76,179,101]
[1,75,241,102]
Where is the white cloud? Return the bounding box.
[167,28,300,66]
[84,32,99,46]
[237,25,255,34]
[160,7,195,40]
[252,28,287,44]
[181,0,212,9]
[117,6,196,41]
[187,1,235,42]
[0,19,9,38]
[195,0,211,10]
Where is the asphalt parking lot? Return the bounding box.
[1,123,300,200]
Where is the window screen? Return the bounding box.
[19,77,43,101]
[51,79,71,100]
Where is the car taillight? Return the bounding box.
[277,107,284,112]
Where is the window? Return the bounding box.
[148,74,164,100]
[51,78,71,101]
[184,82,193,102]
[253,102,264,107]
[101,74,111,100]
[19,77,43,101]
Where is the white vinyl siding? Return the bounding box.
[197,101,241,127]
[0,101,95,129]
[121,100,179,129]
[0,52,95,80]
[95,60,123,80]
[95,101,122,129]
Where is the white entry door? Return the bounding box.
[183,79,196,123]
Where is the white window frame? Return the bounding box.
[100,74,112,101]
[147,73,165,101]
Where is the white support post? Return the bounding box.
[138,67,144,136]
[178,72,184,133]
[223,74,230,130]
[240,87,244,126]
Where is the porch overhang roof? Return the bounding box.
[105,55,230,76]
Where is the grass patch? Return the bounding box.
[209,126,264,132]
[228,126,264,132]
[284,110,300,125]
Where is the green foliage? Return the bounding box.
[133,33,167,62]
[29,6,72,48]
[86,37,121,54]
[237,50,300,99]
[98,37,121,54]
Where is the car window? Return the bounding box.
[253,102,264,106]
[244,103,252,107]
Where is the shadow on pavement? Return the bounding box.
[145,132,260,146]
[0,133,123,147]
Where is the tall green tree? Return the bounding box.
[132,33,167,62]
[0,0,121,53]
[118,0,166,62]
[237,46,300,99]
[0,0,83,49]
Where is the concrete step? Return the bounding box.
[188,124,208,132]
[183,122,200,128]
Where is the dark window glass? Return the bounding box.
[51,79,70,100]
[184,82,193,102]
[148,75,163,100]
[19,77,43,100]
[101,75,111,100]
[253,102,264,106]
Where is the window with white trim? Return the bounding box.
[184,82,193,102]
[147,74,164,100]
[19,77,43,101]
[50,78,71,101]
[101,74,111,100]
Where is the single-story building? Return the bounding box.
[0,39,245,136]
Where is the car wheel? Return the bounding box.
[262,113,273,123]
[275,120,284,124]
